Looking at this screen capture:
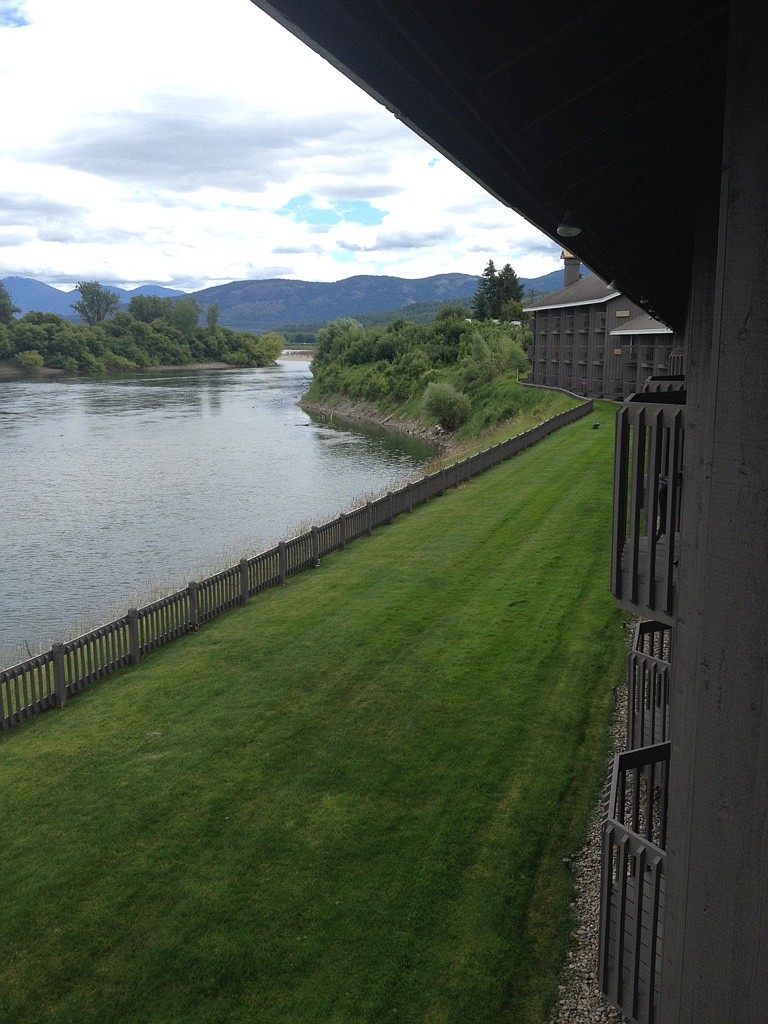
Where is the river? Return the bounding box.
[0,361,433,665]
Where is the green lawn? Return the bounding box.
[0,403,627,1024]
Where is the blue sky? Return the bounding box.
[0,0,560,291]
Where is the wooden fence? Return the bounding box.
[1,400,593,731]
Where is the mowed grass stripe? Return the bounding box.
[0,405,626,1024]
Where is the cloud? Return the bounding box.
[0,194,86,222]
[338,227,458,253]
[36,225,144,245]
[273,244,325,255]
[321,183,403,201]
[0,230,28,247]
[25,99,413,196]
[0,0,561,290]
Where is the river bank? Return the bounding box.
[300,396,452,451]
[0,361,246,379]
[0,354,312,380]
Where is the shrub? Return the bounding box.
[13,349,45,370]
[422,381,471,430]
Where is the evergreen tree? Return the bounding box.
[472,260,524,320]
[472,259,497,319]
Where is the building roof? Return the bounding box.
[250,1,728,333]
[526,274,620,311]
[610,313,673,336]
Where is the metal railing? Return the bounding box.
[1,400,593,731]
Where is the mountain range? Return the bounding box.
[2,269,568,333]
[1,277,185,319]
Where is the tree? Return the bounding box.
[472,260,524,320]
[170,296,200,340]
[496,263,524,304]
[71,281,120,326]
[0,282,20,326]
[472,259,497,320]
[128,294,168,323]
[205,303,220,332]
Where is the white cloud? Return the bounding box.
[0,0,561,291]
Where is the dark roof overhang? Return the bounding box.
[250,1,730,333]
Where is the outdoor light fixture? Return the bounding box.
[556,211,581,237]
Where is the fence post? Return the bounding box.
[366,501,373,535]
[240,558,249,605]
[278,541,287,584]
[188,581,200,631]
[388,492,394,524]
[128,609,141,665]
[339,511,346,549]
[52,643,67,708]
[311,526,320,567]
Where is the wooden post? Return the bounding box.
[339,511,346,549]
[127,609,141,665]
[52,643,66,708]
[311,526,320,567]
[366,501,373,535]
[239,558,249,604]
[278,541,287,583]
[188,581,200,631]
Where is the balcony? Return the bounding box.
[641,375,685,394]
[628,620,671,747]
[611,391,685,623]
[599,742,670,1024]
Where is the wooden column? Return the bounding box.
[661,3,768,1020]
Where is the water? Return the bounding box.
[0,362,433,664]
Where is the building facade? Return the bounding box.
[526,253,678,399]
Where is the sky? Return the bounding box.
[0,0,561,293]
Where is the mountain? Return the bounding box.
[189,274,480,332]
[2,277,76,317]
[2,269,579,331]
[1,277,184,317]
[521,266,592,298]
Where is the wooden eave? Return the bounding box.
[250,1,730,332]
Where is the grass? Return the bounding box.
[0,402,627,1024]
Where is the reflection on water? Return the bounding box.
[0,363,433,663]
